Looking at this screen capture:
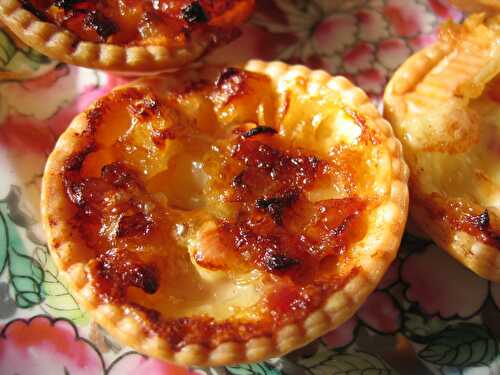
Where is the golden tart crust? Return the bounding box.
[0,0,254,72]
[384,14,500,282]
[42,60,408,366]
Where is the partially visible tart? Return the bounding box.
[42,60,408,365]
[0,0,254,71]
[384,14,500,281]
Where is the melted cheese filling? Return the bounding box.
[414,78,500,211]
[66,69,384,323]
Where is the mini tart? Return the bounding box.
[42,60,408,366]
[0,0,254,72]
[384,14,500,281]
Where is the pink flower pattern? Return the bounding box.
[107,353,194,375]
[402,245,495,318]
[0,316,196,375]
[0,316,103,375]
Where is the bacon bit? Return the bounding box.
[262,251,299,271]
[233,140,323,186]
[96,250,158,295]
[181,1,209,23]
[101,162,141,188]
[468,210,490,230]
[128,95,161,118]
[83,10,118,40]
[64,143,96,171]
[231,172,246,188]
[416,192,499,247]
[65,180,86,207]
[124,264,158,294]
[64,178,108,211]
[211,67,272,107]
[152,128,176,147]
[117,212,153,238]
[255,191,298,225]
[63,158,156,250]
[213,67,247,104]
[242,126,277,139]
[215,67,242,88]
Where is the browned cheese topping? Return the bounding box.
[57,68,379,349]
[23,0,254,45]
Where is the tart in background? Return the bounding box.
[0,0,254,72]
[41,60,408,366]
[384,14,500,281]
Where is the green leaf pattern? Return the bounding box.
[403,312,449,342]
[297,350,398,375]
[0,186,88,324]
[0,30,16,68]
[226,363,281,375]
[0,28,53,73]
[9,244,43,307]
[419,324,498,368]
[34,246,89,325]
[0,201,43,308]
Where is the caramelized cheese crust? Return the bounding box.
[55,67,384,349]
[414,191,500,248]
[22,0,254,46]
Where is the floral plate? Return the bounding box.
[0,1,499,374]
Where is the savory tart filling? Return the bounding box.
[19,0,253,46]
[384,14,500,281]
[42,61,408,365]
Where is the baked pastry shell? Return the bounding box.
[383,16,500,282]
[41,60,409,366]
[0,0,237,72]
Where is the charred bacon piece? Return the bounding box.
[242,126,277,139]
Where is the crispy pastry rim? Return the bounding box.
[384,15,500,282]
[0,0,246,72]
[41,60,409,366]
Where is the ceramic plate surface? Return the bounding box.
[0,1,499,374]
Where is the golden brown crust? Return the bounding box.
[384,14,500,282]
[0,0,253,72]
[42,60,409,365]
